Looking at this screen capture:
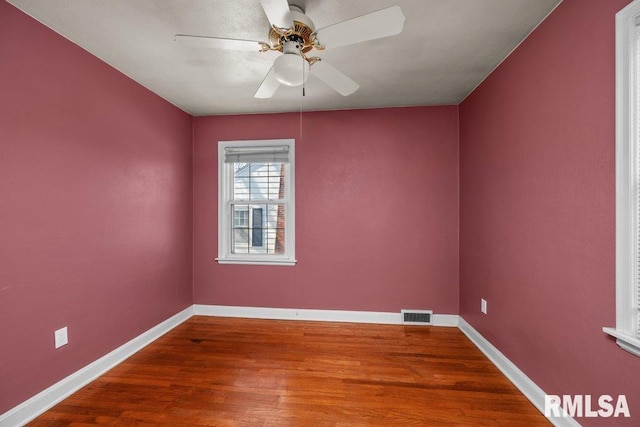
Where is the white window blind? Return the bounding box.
[223,146,290,163]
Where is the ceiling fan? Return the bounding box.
[175,0,405,99]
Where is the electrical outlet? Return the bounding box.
[54,327,68,349]
[481,299,488,314]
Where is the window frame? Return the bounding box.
[216,139,296,266]
[603,0,640,357]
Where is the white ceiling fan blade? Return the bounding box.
[311,60,359,96]
[175,34,264,52]
[254,66,280,98]
[259,0,293,30]
[314,6,405,50]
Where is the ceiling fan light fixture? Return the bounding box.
[273,41,310,87]
[177,3,406,99]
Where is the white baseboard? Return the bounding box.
[432,314,459,327]
[0,306,194,427]
[0,304,457,426]
[458,317,580,427]
[193,304,459,327]
[9,306,571,427]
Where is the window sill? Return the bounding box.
[215,257,297,266]
[603,327,640,357]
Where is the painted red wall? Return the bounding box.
[193,107,459,314]
[12,0,639,422]
[0,2,193,413]
[459,0,638,424]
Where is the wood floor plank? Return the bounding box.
[28,316,549,426]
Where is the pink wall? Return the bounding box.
[0,2,193,413]
[193,107,459,313]
[459,0,638,424]
[10,0,637,422]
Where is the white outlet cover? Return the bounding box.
[54,327,68,348]
[481,299,488,314]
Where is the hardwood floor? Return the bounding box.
[30,316,549,426]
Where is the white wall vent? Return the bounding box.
[401,309,433,325]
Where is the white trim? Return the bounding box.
[9,307,573,427]
[194,304,400,324]
[607,0,640,357]
[193,304,459,327]
[0,305,457,426]
[217,139,296,266]
[432,314,459,327]
[603,327,640,357]
[458,317,579,427]
[215,258,296,266]
[0,306,193,427]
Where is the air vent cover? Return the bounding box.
[401,309,433,325]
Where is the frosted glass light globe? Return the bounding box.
[273,52,310,87]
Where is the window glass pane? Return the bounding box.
[232,162,285,201]
[231,205,249,254]
[270,163,285,201]
[232,229,249,253]
[260,204,284,255]
[252,207,264,247]
[229,203,286,255]
[234,163,250,177]
[233,206,248,227]
[233,164,250,200]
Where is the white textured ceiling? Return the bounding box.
[7,0,561,116]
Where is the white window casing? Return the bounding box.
[216,139,296,266]
[603,0,640,357]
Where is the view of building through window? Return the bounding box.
[231,162,286,254]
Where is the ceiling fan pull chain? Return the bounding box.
[302,53,306,97]
[299,86,304,138]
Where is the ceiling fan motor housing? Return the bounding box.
[268,5,317,55]
[289,6,314,30]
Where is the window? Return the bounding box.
[216,139,295,265]
[603,0,640,357]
